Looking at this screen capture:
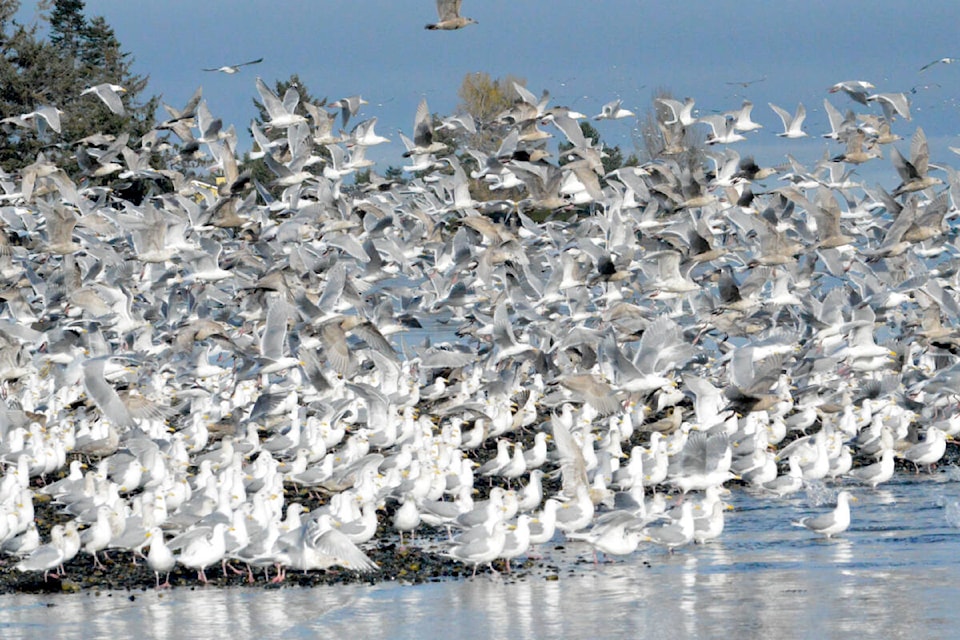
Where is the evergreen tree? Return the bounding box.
[48,0,86,58]
[0,0,159,173]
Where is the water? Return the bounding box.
[2,475,959,639]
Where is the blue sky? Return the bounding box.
[25,2,960,179]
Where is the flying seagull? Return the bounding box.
[426,0,477,30]
[80,83,126,116]
[203,58,264,74]
[920,57,960,72]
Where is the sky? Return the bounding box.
[19,1,960,180]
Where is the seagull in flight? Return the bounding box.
[426,0,477,30]
[919,57,960,72]
[725,76,766,88]
[203,58,264,74]
[80,83,126,115]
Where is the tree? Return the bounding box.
[48,0,86,58]
[457,72,522,125]
[455,71,525,154]
[0,0,159,172]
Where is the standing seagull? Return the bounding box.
[793,491,855,538]
[426,0,477,30]
[203,58,263,74]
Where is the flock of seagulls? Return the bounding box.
[0,60,959,587]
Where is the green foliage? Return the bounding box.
[48,0,86,57]
[0,0,159,172]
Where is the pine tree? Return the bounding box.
[48,0,86,57]
[0,0,159,173]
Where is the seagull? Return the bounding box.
[1,105,62,134]
[402,97,447,157]
[80,83,126,116]
[793,491,854,538]
[277,515,379,576]
[15,524,69,580]
[175,523,228,584]
[656,96,697,126]
[642,501,695,551]
[699,114,746,145]
[828,80,875,105]
[499,515,532,572]
[891,127,940,195]
[567,511,645,560]
[726,100,762,132]
[725,76,766,89]
[666,431,735,493]
[866,92,912,121]
[329,95,368,128]
[594,99,635,121]
[446,520,507,576]
[426,0,477,30]
[769,102,808,138]
[693,500,727,544]
[203,57,263,74]
[82,357,136,428]
[559,374,623,416]
[849,449,896,488]
[145,527,176,588]
[901,426,947,472]
[254,77,307,129]
[393,494,421,548]
[920,57,960,72]
[21,522,81,579]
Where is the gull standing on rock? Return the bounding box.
[849,449,896,488]
[146,527,175,589]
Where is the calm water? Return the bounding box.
[3,473,960,639]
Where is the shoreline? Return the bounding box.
[5,450,955,595]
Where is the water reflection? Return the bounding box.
[2,478,960,639]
